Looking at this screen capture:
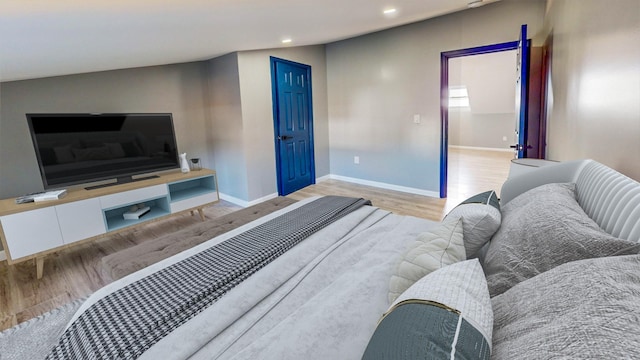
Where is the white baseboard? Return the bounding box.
[316,174,331,183]
[219,192,279,208]
[0,250,6,262]
[329,175,440,198]
[219,172,438,207]
[449,145,513,153]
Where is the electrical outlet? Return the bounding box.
[502,136,508,141]
[354,156,360,164]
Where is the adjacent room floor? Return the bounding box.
[446,147,514,211]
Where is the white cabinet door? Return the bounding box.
[56,198,106,244]
[0,207,63,260]
[170,192,219,213]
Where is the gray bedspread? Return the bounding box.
[47,196,372,359]
[64,196,436,359]
[170,202,435,359]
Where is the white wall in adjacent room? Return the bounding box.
[448,50,517,150]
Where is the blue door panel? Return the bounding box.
[298,141,308,176]
[271,57,315,195]
[286,142,295,180]
[297,93,306,130]
[283,92,293,131]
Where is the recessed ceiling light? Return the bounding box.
[383,7,398,18]
[281,39,292,44]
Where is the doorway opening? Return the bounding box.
[440,41,519,204]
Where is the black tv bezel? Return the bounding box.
[26,112,181,190]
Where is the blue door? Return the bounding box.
[513,24,530,158]
[270,57,315,195]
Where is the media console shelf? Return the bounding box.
[0,169,219,279]
[103,196,171,232]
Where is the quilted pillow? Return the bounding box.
[365,259,492,359]
[388,218,465,303]
[483,182,640,297]
[491,254,640,359]
[445,190,500,258]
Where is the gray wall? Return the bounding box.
[326,0,546,193]
[207,45,329,203]
[544,0,640,180]
[3,0,638,209]
[0,45,329,205]
[0,63,211,199]
[207,53,249,201]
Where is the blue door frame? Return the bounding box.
[440,39,531,198]
[515,24,530,158]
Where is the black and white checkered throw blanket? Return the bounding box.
[46,196,371,359]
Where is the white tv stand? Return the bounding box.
[0,169,219,279]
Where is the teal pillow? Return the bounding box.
[364,259,492,359]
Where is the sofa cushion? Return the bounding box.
[366,259,492,360]
[445,190,500,258]
[388,218,466,303]
[491,254,640,359]
[483,182,640,297]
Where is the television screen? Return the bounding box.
[26,113,180,189]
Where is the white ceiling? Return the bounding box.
[0,0,499,82]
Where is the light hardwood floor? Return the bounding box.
[0,148,511,332]
[447,147,514,209]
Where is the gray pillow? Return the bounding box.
[491,254,640,359]
[483,183,639,297]
[445,190,500,258]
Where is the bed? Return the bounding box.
[20,159,640,359]
[46,195,442,359]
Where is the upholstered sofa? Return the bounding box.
[483,159,640,357]
[369,159,640,359]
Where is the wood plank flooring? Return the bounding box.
[0,202,242,332]
[446,147,514,211]
[0,147,511,332]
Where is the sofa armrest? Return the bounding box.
[500,159,590,205]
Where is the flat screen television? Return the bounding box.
[26,113,181,190]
